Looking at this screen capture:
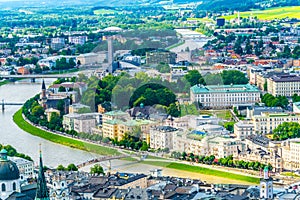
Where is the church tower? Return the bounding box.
[40,79,47,109]
[35,147,50,200]
[260,166,273,199]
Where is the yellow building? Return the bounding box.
[45,108,60,122]
[102,119,157,141]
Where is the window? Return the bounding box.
[2,183,5,192]
[13,182,16,190]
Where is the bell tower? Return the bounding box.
[260,166,273,199]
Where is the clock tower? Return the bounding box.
[260,166,273,199]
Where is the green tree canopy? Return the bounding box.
[262,93,288,108]
[184,70,204,86]
[90,164,104,175]
[273,122,300,141]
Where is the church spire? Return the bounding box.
[42,79,46,90]
[35,145,50,200]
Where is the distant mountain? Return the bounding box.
[0,0,298,10]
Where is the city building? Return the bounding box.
[267,74,300,97]
[73,115,96,134]
[190,84,261,109]
[150,126,179,150]
[102,119,157,141]
[146,50,176,64]
[9,157,34,179]
[234,120,254,140]
[76,52,107,65]
[252,112,300,134]
[45,108,61,122]
[63,113,101,134]
[102,110,129,123]
[68,36,88,45]
[246,106,284,118]
[281,139,300,170]
[68,103,91,114]
[51,38,65,50]
[237,135,282,172]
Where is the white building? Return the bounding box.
[68,36,88,45]
[76,52,106,65]
[234,120,255,140]
[9,157,34,179]
[267,74,300,97]
[190,84,261,108]
[150,126,179,150]
[252,112,300,134]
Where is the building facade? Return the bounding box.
[149,126,178,150]
[190,84,261,108]
[267,74,300,97]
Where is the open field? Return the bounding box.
[199,109,232,120]
[13,109,120,156]
[222,6,300,20]
[141,161,260,184]
[93,9,118,15]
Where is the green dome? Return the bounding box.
[0,150,20,180]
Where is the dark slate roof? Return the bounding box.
[7,192,33,200]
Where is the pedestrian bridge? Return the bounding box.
[77,153,148,169]
[1,100,24,111]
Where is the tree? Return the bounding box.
[263,81,267,91]
[221,70,248,85]
[57,165,65,171]
[244,38,253,54]
[292,94,300,102]
[58,86,66,92]
[261,93,288,108]
[167,103,180,117]
[57,99,66,115]
[184,70,204,86]
[140,141,149,151]
[156,63,170,73]
[90,164,104,175]
[67,163,78,171]
[273,122,300,141]
[48,112,62,130]
[224,122,235,132]
[31,105,44,117]
[234,40,243,55]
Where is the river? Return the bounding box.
[0,79,96,168]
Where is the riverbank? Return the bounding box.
[141,161,260,184]
[0,80,9,86]
[13,108,262,184]
[13,109,120,156]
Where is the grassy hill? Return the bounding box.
[222,6,300,20]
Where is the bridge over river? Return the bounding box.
[1,100,24,111]
[0,74,77,82]
[77,153,148,169]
